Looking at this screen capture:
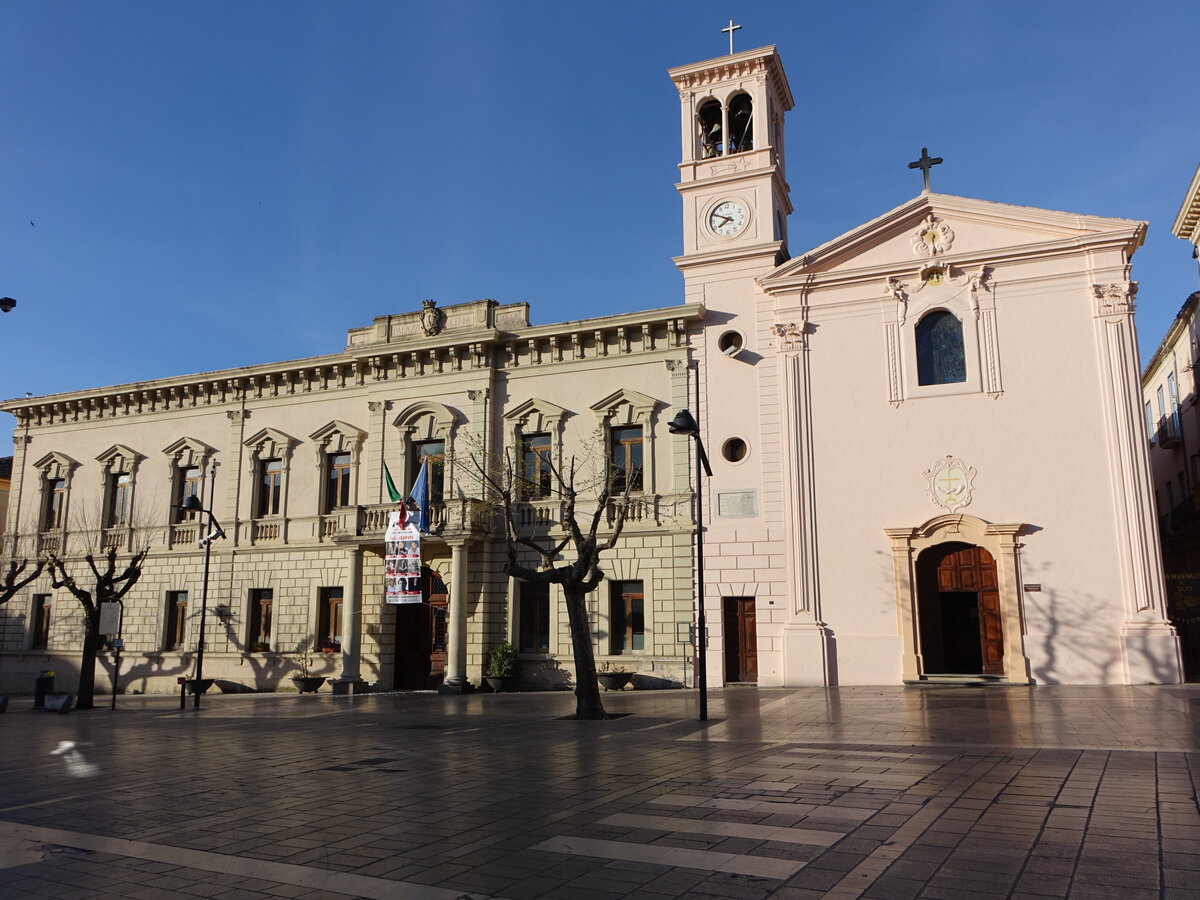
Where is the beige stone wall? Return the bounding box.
[0,299,701,695]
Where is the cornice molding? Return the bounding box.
[1,304,706,428]
[1172,162,1200,245]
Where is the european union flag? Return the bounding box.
[408,459,430,533]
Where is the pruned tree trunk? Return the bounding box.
[77,606,102,710]
[564,586,605,719]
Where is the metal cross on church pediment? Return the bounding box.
[908,147,943,193]
[722,18,742,55]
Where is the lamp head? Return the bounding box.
[0,297,15,313]
[178,494,204,513]
[668,409,699,437]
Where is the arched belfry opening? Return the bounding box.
[728,92,753,153]
[915,543,1004,676]
[698,99,723,158]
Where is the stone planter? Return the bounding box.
[485,676,518,693]
[186,678,215,695]
[291,676,326,694]
[597,672,633,692]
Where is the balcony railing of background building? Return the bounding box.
[1158,414,1183,449]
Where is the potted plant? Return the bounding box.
[484,641,520,692]
[596,660,634,692]
[291,647,327,694]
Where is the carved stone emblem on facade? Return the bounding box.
[911,214,955,257]
[1092,282,1138,317]
[420,299,444,337]
[923,455,977,513]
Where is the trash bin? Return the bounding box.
[34,671,55,709]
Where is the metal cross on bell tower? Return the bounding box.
[908,147,944,193]
[721,18,742,55]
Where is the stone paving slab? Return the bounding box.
[1,685,1200,898]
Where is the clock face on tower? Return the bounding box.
[708,200,747,237]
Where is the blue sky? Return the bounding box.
[1,1,1198,411]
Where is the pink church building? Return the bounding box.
[674,44,1181,686]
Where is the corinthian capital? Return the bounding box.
[772,322,807,350]
[1092,282,1138,317]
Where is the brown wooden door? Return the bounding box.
[393,567,448,689]
[722,596,758,683]
[932,545,1004,676]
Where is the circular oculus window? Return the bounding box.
[722,437,749,463]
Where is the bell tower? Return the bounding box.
[669,44,794,279]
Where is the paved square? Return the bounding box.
[2,685,1199,898]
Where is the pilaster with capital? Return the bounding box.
[773,320,821,620]
[1090,280,1180,679]
[366,400,392,504]
[224,407,250,543]
[5,426,32,557]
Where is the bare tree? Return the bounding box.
[43,546,148,710]
[39,499,152,710]
[0,558,44,604]
[473,437,634,720]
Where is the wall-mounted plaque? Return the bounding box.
[717,490,758,518]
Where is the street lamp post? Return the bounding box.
[177,463,224,710]
[669,407,713,722]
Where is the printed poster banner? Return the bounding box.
[385,509,423,604]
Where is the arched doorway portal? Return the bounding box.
[393,566,448,689]
[916,542,1003,675]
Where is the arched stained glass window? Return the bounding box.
[916,310,966,386]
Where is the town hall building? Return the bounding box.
[0,38,1182,696]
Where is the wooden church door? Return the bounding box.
[722,596,758,683]
[919,544,1004,676]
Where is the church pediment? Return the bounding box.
[761,193,1145,289]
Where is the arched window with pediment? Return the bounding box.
[33,452,77,535]
[95,444,145,530]
[590,388,660,497]
[243,427,297,521]
[504,399,569,500]
[310,421,365,513]
[393,402,458,504]
[915,310,966,386]
[162,437,214,525]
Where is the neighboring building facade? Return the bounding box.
[0,40,1183,693]
[0,456,10,544]
[0,300,701,694]
[1142,161,1200,677]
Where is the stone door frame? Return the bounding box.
[885,513,1030,683]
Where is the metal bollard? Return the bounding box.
[178,676,187,710]
[34,671,55,709]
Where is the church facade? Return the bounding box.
[0,41,1183,694]
[671,45,1180,686]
